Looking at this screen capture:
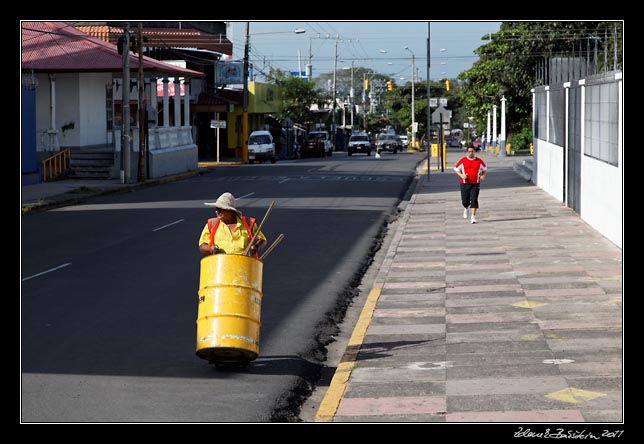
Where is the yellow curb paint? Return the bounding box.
[545,387,607,404]
[512,301,547,309]
[198,162,244,167]
[314,287,382,422]
[606,298,622,305]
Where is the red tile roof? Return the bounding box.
[75,24,233,55]
[21,22,204,77]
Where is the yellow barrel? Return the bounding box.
[196,254,263,364]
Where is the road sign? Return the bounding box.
[431,105,451,124]
[429,98,438,108]
[210,120,227,129]
[412,122,418,133]
[439,98,448,106]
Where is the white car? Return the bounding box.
[399,135,410,148]
[248,130,276,164]
[304,131,333,157]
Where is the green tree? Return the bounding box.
[267,69,322,124]
[458,21,622,137]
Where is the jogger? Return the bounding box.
[454,147,487,224]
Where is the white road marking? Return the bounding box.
[237,192,255,200]
[152,219,185,232]
[22,263,71,282]
[278,178,290,184]
[543,359,575,365]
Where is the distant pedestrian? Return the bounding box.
[454,146,487,224]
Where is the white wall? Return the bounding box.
[581,156,622,248]
[34,72,109,149]
[534,138,564,202]
[79,73,110,146]
[54,73,81,148]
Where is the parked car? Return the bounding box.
[470,137,482,151]
[347,133,373,156]
[375,134,402,153]
[247,130,276,164]
[399,135,410,148]
[303,131,333,158]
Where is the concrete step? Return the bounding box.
[69,151,114,179]
[513,159,534,182]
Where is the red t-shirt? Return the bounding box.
[454,156,487,184]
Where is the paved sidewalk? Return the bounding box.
[20,171,201,214]
[316,151,623,423]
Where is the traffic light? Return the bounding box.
[445,80,450,91]
[387,80,393,91]
[364,78,369,90]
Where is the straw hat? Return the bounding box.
[204,192,241,216]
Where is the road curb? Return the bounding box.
[313,170,426,422]
[21,170,201,215]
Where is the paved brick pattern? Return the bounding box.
[332,153,622,423]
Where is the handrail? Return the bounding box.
[42,148,70,182]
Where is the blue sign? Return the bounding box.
[290,71,309,81]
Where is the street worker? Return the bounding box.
[454,146,487,224]
[198,192,267,258]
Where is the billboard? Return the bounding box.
[215,62,244,85]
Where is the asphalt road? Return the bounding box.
[21,150,424,422]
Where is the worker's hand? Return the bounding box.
[211,245,219,255]
[461,174,467,181]
[480,174,486,181]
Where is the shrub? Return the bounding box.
[508,127,532,151]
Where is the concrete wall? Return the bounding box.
[533,72,622,248]
[79,73,110,146]
[149,145,198,177]
[35,72,110,150]
[534,139,564,202]
[581,155,622,247]
[114,126,197,179]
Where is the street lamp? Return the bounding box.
[342,63,355,128]
[404,46,416,149]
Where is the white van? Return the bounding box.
[248,130,276,164]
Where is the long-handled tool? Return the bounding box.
[259,234,284,261]
[243,200,276,256]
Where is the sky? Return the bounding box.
[227,21,502,82]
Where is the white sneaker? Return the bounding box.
[463,208,469,219]
[470,215,477,224]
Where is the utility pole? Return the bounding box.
[242,22,250,162]
[405,46,416,149]
[332,40,337,148]
[137,22,145,182]
[121,22,131,184]
[426,22,431,179]
[350,61,354,128]
[363,72,367,133]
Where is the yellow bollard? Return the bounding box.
[196,254,263,365]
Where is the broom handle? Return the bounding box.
[259,234,284,261]
[244,200,275,256]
